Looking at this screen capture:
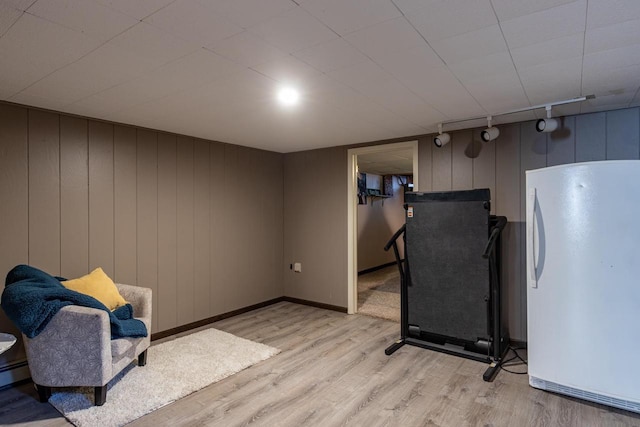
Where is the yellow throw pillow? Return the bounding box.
[61,268,127,310]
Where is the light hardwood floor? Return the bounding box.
[1,302,638,426]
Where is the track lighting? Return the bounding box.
[431,95,593,144]
[433,124,451,147]
[536,105,559,133]
[481,116,500,142]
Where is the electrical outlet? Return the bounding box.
[294,262,302,273]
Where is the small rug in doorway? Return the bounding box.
[358,265,400,322]
[48,328,280,427]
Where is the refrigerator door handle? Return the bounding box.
[527,188,537,288]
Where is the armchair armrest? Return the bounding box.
[24,305,112,386]
[116,283,152,326]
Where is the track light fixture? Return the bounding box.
[481,116,500,142]
[536,105,559,133]
[433,123,451,147]
[435,95,593,143]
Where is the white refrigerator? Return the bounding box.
[526,160,640,413]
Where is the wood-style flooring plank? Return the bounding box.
[1,302,639,427]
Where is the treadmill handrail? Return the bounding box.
[482,216,507,259]
[384,224,406,251]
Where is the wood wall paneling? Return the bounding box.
[494,124,521,221]
[60,116,88,279]
[417,136,433,191]
[88,121,114,277]
[547,116,575,167]
[113,125,137,284]
[0,104,28,365]
[472,130,496,213]
[209,141,226,315]
[0,104,29,278]
[136,129,159,333]
[28,109,60,275]
[157,133,178,331]
[606,108,640,160]
[495,124,521,339]
[176,136,195,324]
[224,145,244,311]
[575,112,606,162]
[518,122,548,338]
[451,130,473,190]
[431,135,452,191]
[194,139,211,320]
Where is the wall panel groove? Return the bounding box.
[0,103,284,375]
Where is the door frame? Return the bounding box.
[347,140,419,314]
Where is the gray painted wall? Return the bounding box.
[357,176,405,271]
[283,147,348,307]
[0,102,284,370]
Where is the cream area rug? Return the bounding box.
[48,328,280,427]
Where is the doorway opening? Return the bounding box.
[347,141,419,315]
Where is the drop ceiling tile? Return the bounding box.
[374,44,444,82]
[448,51,515,83]
[195,0,298,28]
[8,92,66,110]
[511,32,583,70]
[580,101,632,114]
[108,22,200,67]
[462,73,529,113]
[308,78,429,135]
[430,25,507,65]
[252,54,325,87]
[344,17,427,62]
[391,0,430,14]
[293,37,369,73]
[325,59,436,123]
[94,0,174,20]
[68,82,153,115]
[299,0,401,36]
[519,57,583,104]
[405,0,497,42]
[580,93,635,110]
[160,69,275,117]
[582,64,640,97]
[501,0,586,49]
[491,0,577,22]
[16,43,160,105]
[208,31,287,68]
[0,87,15,100]
[585,19,640,54]
[28,0,138,42]
[381,61,484,119]
[4,0,36,11]
[587,0,640,29]
[248,6,337,53]
[142,49,244,93]
[0,4,22,37]
[0,13,101,94]
[583,43,640,75]
[144,0,243,46]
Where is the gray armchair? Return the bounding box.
[23,283,152,406]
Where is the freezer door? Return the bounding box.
[526,160,640,403]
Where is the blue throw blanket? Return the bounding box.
[1,264,148,339]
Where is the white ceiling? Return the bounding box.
[358,148,413,175]
[1,0,639,153]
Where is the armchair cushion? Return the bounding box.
[61,268,126,310]
[1,265,147,339]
